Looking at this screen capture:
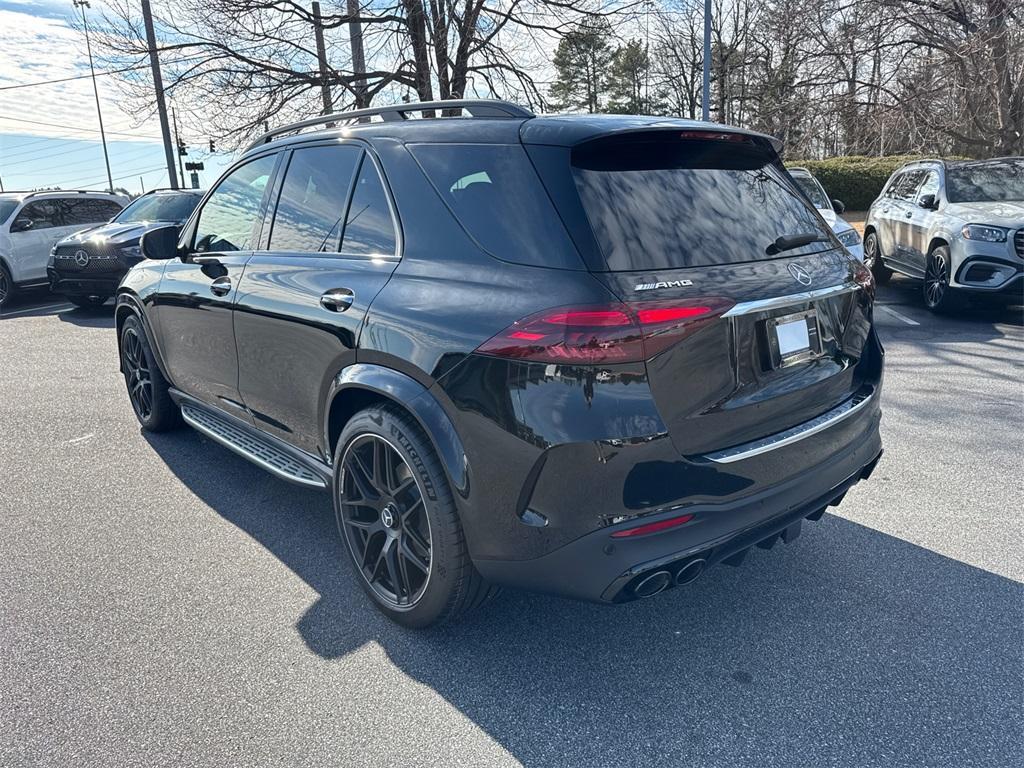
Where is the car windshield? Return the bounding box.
[946,159,1024,203]
[0,200,18,224]
[114,193,200,223]
[791,174,830,210]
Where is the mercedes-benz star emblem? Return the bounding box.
[74,249,90,267]
[381,506,396,528]
[788,263,812,286]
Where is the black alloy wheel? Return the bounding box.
[0,264,12,308]
[338,434,433,608]
[121,325,153,421]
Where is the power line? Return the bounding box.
[0,64,147,92]
[0,114,163,140]
[50,163,168,189]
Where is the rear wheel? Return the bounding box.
[120,315,181,431]
[68,295,110,309]
[863,230,892,285]
[333,405,495,628]
[923,245,961,313]
[0,263,15,309]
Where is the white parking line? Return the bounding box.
[0,302,73,318]
[877,304,921,326]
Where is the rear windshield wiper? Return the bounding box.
[766,232,830,255]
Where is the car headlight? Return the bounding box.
[119,244,143,260]
[837,228,861,247]
[961,224,1008,242]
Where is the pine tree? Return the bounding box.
[549,19,615,113]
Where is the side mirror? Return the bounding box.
[831,199,846,214]
[140,225,182,261]
[10,219,33,233]
[918,194,937,210]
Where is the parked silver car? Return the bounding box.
[789,167,864,260]
[864,158,1024,312]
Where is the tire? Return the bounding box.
[863,230,892,285]
[119,314,181,431]
[333,404,496,628]
[923,245,962,314]
[0,262,15,309]
[68,295,110,309]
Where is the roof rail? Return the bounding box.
[246,99,535,151]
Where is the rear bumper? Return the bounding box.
[474,406,882,603]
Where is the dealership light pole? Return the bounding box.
[702,0,711,121]
[73,0,113,192]
[141,0,179,189]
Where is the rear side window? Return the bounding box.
[194,154,276,253]
[270,144,360,252]
[64,198,123,225]
[893,170,925,201]
[409,143,580,268]
[341,155,397,257]
[572,135,832,271]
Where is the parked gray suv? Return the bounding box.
[864,157,1024,312]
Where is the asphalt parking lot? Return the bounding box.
[1,280,1022,767]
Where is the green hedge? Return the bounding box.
[786,155,938,211]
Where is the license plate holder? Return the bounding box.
[766,310,821,368]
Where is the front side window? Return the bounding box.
[917,171,940,204]
[571,135,832,271]
[194,154,276,253]
[340,156,398,257]
[12,200,62,231]
[792,174,830,210]
[269,144,360,253]
[64,198,123,226]
[946,159,1024,203]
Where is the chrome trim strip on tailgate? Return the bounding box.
[722,283,858,317]
[705,388,875,464]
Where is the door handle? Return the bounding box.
[320,288,354,312]
[210,275,232,297]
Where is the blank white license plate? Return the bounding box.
[775,317,811,357]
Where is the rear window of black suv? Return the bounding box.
[570,133,834,271]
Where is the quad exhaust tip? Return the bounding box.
[633,570,672,598]
[675,558,706,586]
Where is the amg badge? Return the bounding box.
[634,279,694,292]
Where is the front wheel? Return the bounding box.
[923,246,961,313]
[68,295,110,309]
[120,315,181,431]
[333,405,496,628]
[863,231,892,285]
[0,263,15,309]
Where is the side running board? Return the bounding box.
[179,401,330,489]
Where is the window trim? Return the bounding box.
[260,138,402,261]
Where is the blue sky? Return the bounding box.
[0,0,231,194]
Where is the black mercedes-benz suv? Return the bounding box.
[116,100,883,627]
[50,189,203,307]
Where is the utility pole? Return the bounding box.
[702,0,712,121]
[172,107,185,184]
[141,0,178,189]
[347,0,368,108]
[74,1,113,192]
[312,2,334,115]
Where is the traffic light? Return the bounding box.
[177,142,187,156]
[209,139,216,152]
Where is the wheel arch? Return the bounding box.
[926,236,950,257]
[114,293,172,382]
[324,364,469,498]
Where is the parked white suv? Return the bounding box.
[0,191,125,308]
[789,167,864,260]
[864,158,1024,312]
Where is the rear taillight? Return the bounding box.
[852,260,875,299]
[475,298,733,364]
